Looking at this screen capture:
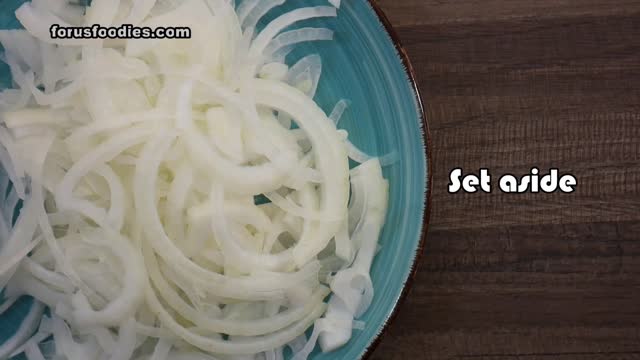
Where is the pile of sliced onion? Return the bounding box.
[0,0,390,359]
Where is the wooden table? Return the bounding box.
[371,1,640,359]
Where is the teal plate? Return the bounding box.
[0,0,431,359]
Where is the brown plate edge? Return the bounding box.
[359,1,433,359]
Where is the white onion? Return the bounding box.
[287,54,322,98]
[9,330,52,358]
[249,7,337,58]
[123,0,157,24]
[329,99,350,125]
[0,300,44,359]
[0,296,18,316]
[264,28,334,57]
[25,340,47,360]
[0,1,391,359]
[240,0,285,33]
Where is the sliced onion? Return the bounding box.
[241,0,285,33]
[249,6,337,59]
[287,54,322,98]
[0,1,391,359]
[329,99,350,125]
[265,28,334,57]
[0,300,44,359]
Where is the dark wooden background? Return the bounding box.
[371,1,640,359]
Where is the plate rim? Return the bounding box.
[358,1,433,359]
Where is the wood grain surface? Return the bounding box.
[371,1,640,359]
